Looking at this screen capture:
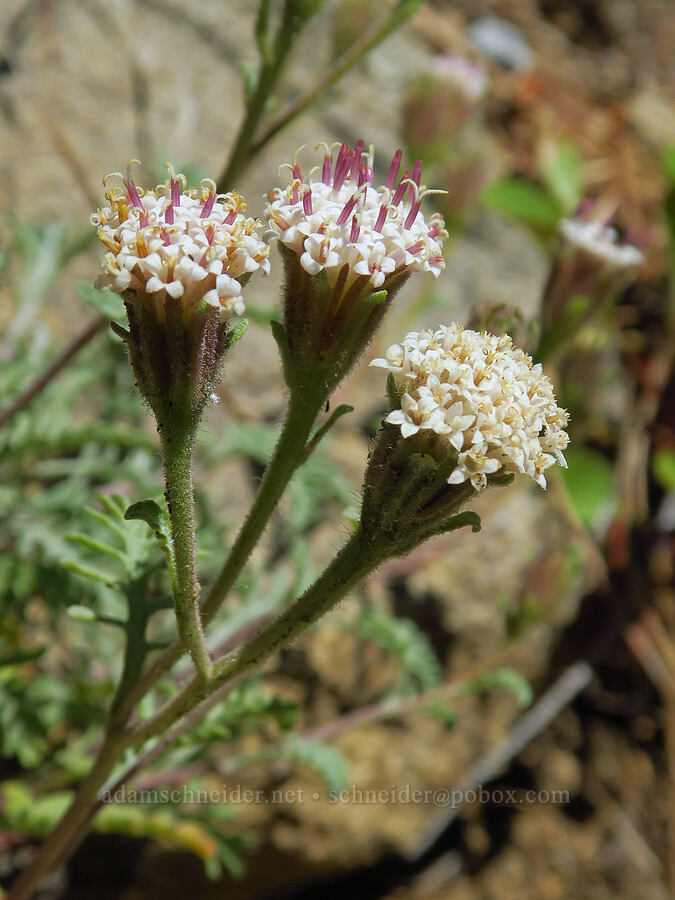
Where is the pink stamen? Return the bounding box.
[358,163,368,188]
[224,209,237,225]
[406,239,424,255]
[348,140,364,181]
[126,180,142,209]
[349,215,360,243]
[322,154,332,186]
[386,150,403,189]
[291,181,300,204]
[574,198,594,219]
[392,170,411,206]
[374,204,388,233]
[165,203,174,225]
[205,225,215,245]
[337,195,358,226]
[333,143,349,189]
[405,201,420,229]
[333,157,351,191]
[139,210,149,228]
[428,255,444,266]
[293,164,303,182]
[200,191,216,218]
[303,187,313,215]
[171,178,180,208]
[161,229,171,246]
[412,160,423,186]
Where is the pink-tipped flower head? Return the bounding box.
[558,215,644,270]
[92,162,270,317]
[266,142,447,291]
[539,203,646,355]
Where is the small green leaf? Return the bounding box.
[446,510,481,533]
[492,667,533,707]
[282,736,349,793]
[125,499,165,532]
[653,449,675,490]
[62,561,118,588]
[65,533,127,566]
[352,612,442,692]
[223,319,249,352]
[386,372,403,410]
[560,447,615,528]
[0,646,47,668]
[110,321,130,341]
[539,141,583,214]
[455,666,533,708]
[125,499,175,586]
[424,702,456,731]
[482,177,561,228]
[302,404,353,461]
[76,282,126,322]
[66,605,98,622]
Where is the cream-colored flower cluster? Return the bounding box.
[559,218,644,269]
[92,167,270,316]
[371,324,569,491]
[266,142,447,288]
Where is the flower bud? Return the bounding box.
[402,55,488,166]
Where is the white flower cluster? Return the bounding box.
[559,218,644,269]
[266,142,447,289]
[93,167,270,316]
[371,324,570,491]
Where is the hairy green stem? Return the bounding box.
[217,10,299,193]
[114,388,325,722]
[128,530,380,747]
[161,433,213,681]
[247,1,421,160]
[7,735,127,900]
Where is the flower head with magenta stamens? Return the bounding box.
[93,162,270,317]
[266,142,447,290]
[91,163,268,435]
[371,324,569,492]
[265,143,447,393]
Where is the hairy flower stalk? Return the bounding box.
[537,209,644,360]
[92,163,269,678]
